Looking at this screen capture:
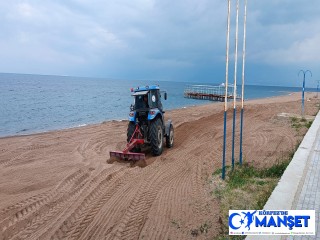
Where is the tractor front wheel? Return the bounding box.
[149,118,163,156]
[166,124,174,148]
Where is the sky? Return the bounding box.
[0,0,319,87]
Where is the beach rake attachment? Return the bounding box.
[109,124,145,161]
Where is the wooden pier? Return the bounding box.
[184,84,239,102]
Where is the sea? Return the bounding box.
[0,73,315,137]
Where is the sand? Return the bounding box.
[0,92,318,239]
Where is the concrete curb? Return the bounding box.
[246,110,320,240]
[264,111,320,210]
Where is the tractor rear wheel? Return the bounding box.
[149,118,163,156]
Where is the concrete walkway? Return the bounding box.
[247,111,320,240]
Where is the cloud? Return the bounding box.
[247,1,320,64]
[263,32,320,65]
[0,1,130,74]
[17,3,35,17]
[0,0,319,85]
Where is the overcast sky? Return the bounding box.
[0,0,319,87]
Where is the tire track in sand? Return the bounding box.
[139,162,192,240]
[77,167,146,240]
[0,143,61,167]
[22,166,123,239]
[9,172,91,240]
[0,168,88,222]
[0,169,91,240]
[46,166,131,240]
[66,158,184,240]
[107,121,211,240]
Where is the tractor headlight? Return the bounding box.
[129,112,134,117]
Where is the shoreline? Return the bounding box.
[0,91,305,139]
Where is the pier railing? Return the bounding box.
[184,84,239,101]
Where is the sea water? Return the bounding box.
[0,73,313,137]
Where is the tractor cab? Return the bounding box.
[132,91,150,111]
[129,86,166,124]
[131,86,165,112]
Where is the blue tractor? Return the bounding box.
[110,85,174,161]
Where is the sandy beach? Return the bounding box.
[0,92,318,239]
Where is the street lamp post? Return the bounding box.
[316,80,320,99]
[298,70,312,117]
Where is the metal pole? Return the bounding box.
[298,70,312,117]
[316,80,320,99]
[222,0,231,180]
[232,0,240,170]
[239,0,247,166]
